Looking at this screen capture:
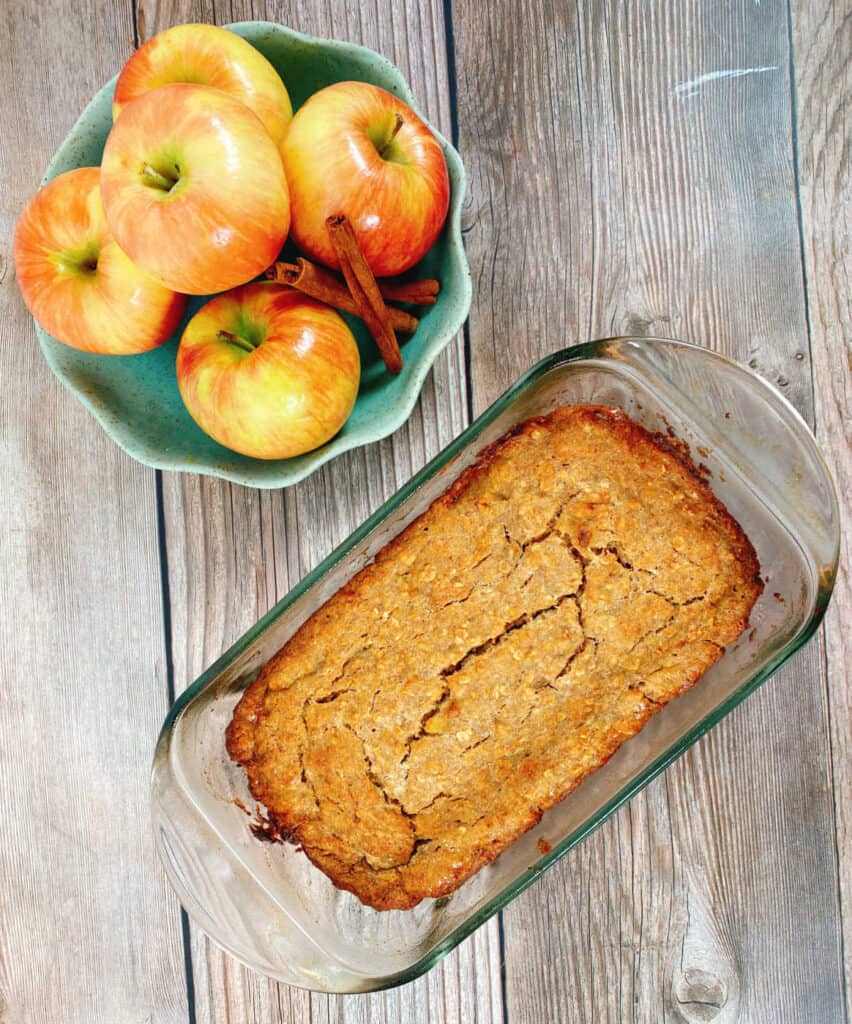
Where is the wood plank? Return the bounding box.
[449,0,844,1019]
[0,2,189,1022]
[791,0,851,1010]
[149,1,502,1019]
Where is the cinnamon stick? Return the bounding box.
[326,215,403,374]
[376,277,439,306]
[266,259,419,334]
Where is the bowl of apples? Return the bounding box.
[15,22,470,486]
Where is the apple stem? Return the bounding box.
[378,113,404,158]
[217,330,257,354]
[141,164,178,192]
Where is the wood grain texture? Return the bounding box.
[148,1,501,1020]
[791,0,851,1011]
[1,0,847,1020]
[0,3,189,1023]
[449,0,845,1020]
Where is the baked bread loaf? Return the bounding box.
[227,405,762,910]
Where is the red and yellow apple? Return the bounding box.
[13,167,186,354]
[100,83,290,295]
[112,24,293,153]
[176,282,360,459]
[282,81,449,277]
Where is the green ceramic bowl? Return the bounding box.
[37,22,471,488]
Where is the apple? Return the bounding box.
[13,167,186,354]
[281,81,450,277]
[176,282,360,459]
[100,83,290,295]
[112,24,293,153]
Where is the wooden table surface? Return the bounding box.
[1,1,848,1021]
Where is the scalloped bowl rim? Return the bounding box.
[36,20,471,488]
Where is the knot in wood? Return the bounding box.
[672,966,727,1022]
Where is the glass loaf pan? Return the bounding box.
[151,337,840,993]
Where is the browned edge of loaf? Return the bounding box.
[225,405,763,909]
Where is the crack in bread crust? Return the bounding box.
[226,405,763,910]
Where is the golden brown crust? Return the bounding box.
[226,405,763,910]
